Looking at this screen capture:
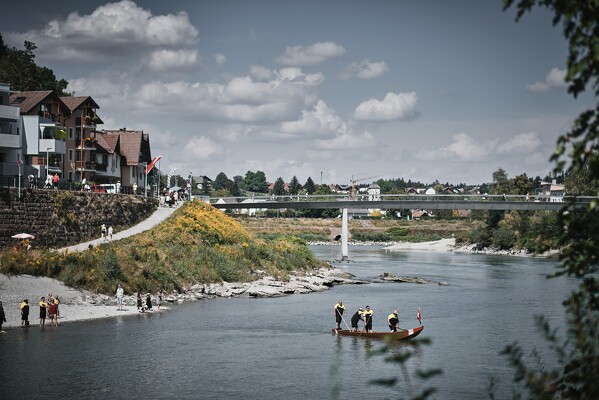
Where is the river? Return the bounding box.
[0,245,575,399]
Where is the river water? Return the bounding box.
[0,245,575,399]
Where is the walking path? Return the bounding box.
[61,204,180,253]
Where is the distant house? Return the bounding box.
[367,182,381,201]
[94,133,121,184]
[425,187,436,195]
[215,197,239,213]
[193,175,212,191]
[411,209,434,219]
[100,129,151,191]
[537,179,565,202]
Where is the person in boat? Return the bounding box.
[333,299,345,330]
[363,305,373,332]
[350,307,363,332]
[387,310,399,332]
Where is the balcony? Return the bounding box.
[0,132,21,148]
[40,138,66,154]
[0,104,20,120]
[95,163,107,172]
[75,161,97,172]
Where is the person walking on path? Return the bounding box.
[39,297,48,327]
[108,226,113,240]
[20,299,30,327]
[333,299,345,330]
[116,284,124,310]
[101,224,107,240]
[0,300,6,332]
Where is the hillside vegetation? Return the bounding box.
[0,200,326,294]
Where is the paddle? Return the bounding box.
[336,308,351,331]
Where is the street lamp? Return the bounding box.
[140,162,148,197]
[188,172,193,200]
[46,147,52,181]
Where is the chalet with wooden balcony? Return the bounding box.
[9,90,70,180]
[94,132,122,184]
[99,129,151,189]
[0,83,22,178]
[61,96,103,182]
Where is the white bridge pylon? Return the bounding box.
[341,208,348,261]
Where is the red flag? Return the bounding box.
[417,307,422,325]
[146,156,162,174]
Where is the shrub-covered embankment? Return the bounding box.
[0,200,327,294]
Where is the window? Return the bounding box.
[68,149,74,161]
[0,153,6,162]
[69,128,74,140]
[68,171,73,181]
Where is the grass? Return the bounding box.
[0,200,327,294]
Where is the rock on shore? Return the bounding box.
[0,268,365,328]
[378,272,448,286]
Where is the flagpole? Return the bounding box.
[157,159,161,197]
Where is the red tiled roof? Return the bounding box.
[103,129,146,166]
[96,133,119,154]
[9,91,53,113]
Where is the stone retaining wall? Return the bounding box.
[0,188,158,250]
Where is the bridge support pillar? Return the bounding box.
[341,208,348,261]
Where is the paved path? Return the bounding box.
[60,204,180,253]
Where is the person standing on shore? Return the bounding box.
[116,284,124,311]
[387,310,399,332]
[39,297,48,327]
[54,295,60,323]
[363,305,373,333]
[137,291,143,311]
[47,299,58,327]
[156,290,163,310]
[20,299,29,327]
[145,293,153,311]
[0,300,6,332]
[333,299,345,330]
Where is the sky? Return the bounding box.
[1,0,592,186]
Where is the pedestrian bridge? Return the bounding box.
[210,194,591,211]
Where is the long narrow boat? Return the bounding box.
[331,325,424,341]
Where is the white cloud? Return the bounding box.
[250,66,273,81]
[276,41,345,66]
[340,60,389,80]
[354,92,418,121]
[280,100,345,137]
[147,49,198,71]
[417,133,498,161]
[498,132,542,153]
[128,67,324,123]
[315,131,376,150]
[215,53,227,66]
[6,0,198,61]
[184,136,221,160]
[526,67,567,92]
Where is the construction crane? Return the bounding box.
[350,175,382,199]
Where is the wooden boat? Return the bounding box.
[331,325,423,341]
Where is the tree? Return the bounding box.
[213,172,230,191]
[512,173,533,195]
[244,170,268,193]
[289,176,301,195]
[0,35,69,95]
[304,177,316,194]
[491,168,513,194]
[501,1,599,398]
[273,177,286,196]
